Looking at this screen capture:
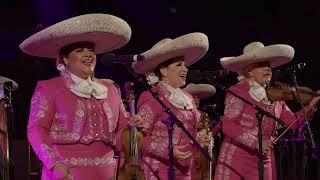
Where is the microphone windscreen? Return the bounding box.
[135,54,145,61]
[298,62,307,69]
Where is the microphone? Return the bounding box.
[272,62,307,81]
[100,53,144,66]
[283,62,307,73]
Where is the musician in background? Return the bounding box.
[20,14,142,180]
[132,32,209,179]
[183,83,216,180]
[216,42,320,180]
[0,76,18,179]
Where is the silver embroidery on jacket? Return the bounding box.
[139,104,154,129]
[64,156,115,167]
[30,91,49,121]
[224,95,244,118]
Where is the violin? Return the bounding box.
[193,111,214,180]
[118,82,145,180]
[267,81,319,147]
[266,81,320,104]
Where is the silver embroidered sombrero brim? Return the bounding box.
[183,83,216,99]
[19,13,132,58]
[220,42,295,72]
[132,32,209,74]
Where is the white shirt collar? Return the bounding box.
[248,79,271,104]
[159,81,194,110]
[69,73,108,99]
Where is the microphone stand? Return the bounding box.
[121,65,213,180]
[3,81,14,180]
[112,145,120,180]
[212,82,286,180]
[288,70,318,180]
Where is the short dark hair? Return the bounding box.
[59,41,95,59]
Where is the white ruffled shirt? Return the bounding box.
[248,79,271,104]
[70,73,108,99]
[159,81,194,110]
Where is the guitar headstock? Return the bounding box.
[124,82,135,102]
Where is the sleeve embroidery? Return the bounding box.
[28,84,61,168]
[224,94,244,118]
[30,91,49,122]
[236,127,258,147]
[138,104,154,129]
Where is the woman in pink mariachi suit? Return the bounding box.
[19,14,143,180]
[183,83,218,180]
[215,42,320,180]
[131,33,210,180]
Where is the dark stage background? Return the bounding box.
[1,0,320,179]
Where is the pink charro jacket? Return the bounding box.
[215,80,317,180]
[137,82,200,180]
[27,73,128,179]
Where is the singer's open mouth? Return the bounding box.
[82,59,94,66]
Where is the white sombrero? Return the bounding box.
[220,42,295,72]
[132,32,209,74]
[183,83,216,99]
[19,13,132,58]
[0,76,18,90]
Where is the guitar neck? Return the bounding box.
[208,131,213,180]
[129,100,135,116]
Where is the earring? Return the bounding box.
[63,58,69,65]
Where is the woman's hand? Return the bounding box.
[128,114,144,130]
[173,144,192,160]
[52,162,73,180]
